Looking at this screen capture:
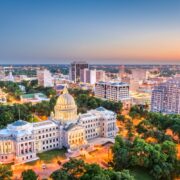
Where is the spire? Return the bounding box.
[63,86,69,94]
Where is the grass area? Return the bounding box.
[130,167,153,180]
[37,148,66,163]
[26,148,67,165]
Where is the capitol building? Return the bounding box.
[0,88,118,164]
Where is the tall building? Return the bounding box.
[69,61,89,82]
[151,77,180,114]
[0,87,117,164]
[0,66,5,81]
[80,68,96,84]
[96,70,106,82]
[131,68,148,81]
[37,69,53,87]
[95,81,130,102]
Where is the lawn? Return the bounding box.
[37,148,66,163]
[130,167,153,180]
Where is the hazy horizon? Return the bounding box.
[1,61,180,65]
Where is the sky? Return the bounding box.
[0,0,180,64]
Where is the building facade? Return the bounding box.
[151,77,180,114]
[0,88,117,164]
[80,68,96,84]
[37,69,53,87]
[20,93,49,104]
[0,66,5,81]
[69,61,89,82]
[6,71,14,82]
[96,70,106,82]
[95,81,130,102]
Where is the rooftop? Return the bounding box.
[96,107,106,111]
[11,120,28,127]
[21,93,48,99]
[97,81,129,86]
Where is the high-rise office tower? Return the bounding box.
[95,81,130,102]
[69,61,89,82]
[96,70,106,82]
[80,68,96,84]
[151,77,180,114]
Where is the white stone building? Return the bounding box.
[37,69,53,87]
[6,71,14,82]
[80,68,96,85]
[0,88,117,164]
[151,77,180,114]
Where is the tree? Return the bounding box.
[129,105,148,119]
[136,120,153,134]
[0,165,13,180]
[150,162,173,180]
[21,169,38,180]
[50,169,69,180]
[171,124,180,143]
[117,114,125,122]
[51,158,135,180]
[45,88,56,97]
[87,98,98,109]
[117,170,134,180]
[105,169,135,180]
[125,119,135,141]
[34,101,51,116]
[161,141,177,163]
[112,136,178,179]
[62,158,85,179]
[76,94,88,107]
[113,101,123,114]
[49,96,58,112]
[0,81,23,99]
[130,138,151,167]
[112,136,131,170]
[81,163,109,180]
[0,110,14,128]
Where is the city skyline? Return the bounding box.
[0,0,180,64]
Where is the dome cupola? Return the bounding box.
[56,87,76,109]
[54,87,78,124]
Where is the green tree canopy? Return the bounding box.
[0,165,13,180]
[21,169,38,180]
[112,136,178,179]
[50,169,69,180]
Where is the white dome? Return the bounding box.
[56,87,76,108]
[54,87,78,123]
